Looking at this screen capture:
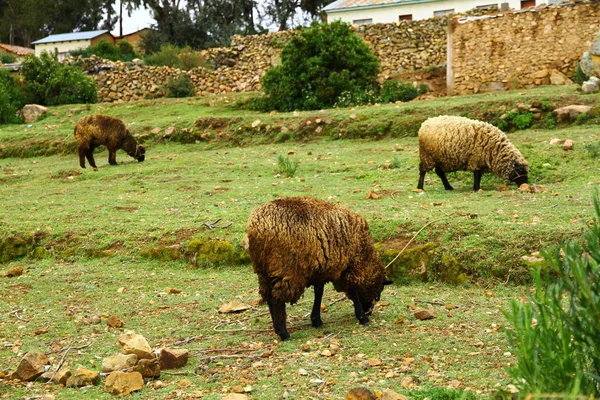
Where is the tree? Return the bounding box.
[260,0,334,31]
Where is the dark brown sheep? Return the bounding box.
[246,196,392,340]
[74,114,145,169]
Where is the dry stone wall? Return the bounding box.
[449,1,600,94]
[89,21,447,103]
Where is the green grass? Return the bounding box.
[0,84,599,398]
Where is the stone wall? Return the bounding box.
[448,1,600,95]
[90,19,448,102]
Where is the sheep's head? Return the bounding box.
[360,276,393,316]
[509,161,528,187]
[134,144,146,162]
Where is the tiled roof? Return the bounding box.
[0,43,34,56]
[31,30,112,45]
[324,0,409,11]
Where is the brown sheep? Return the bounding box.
[74,114,145,169]
[417,115,529,191]
[246,196,392,340]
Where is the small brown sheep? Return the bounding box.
[417,115,529,191]
[74,114,145,169]
[246,196,392,340]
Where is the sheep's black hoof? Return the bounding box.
[311,318,323,328]
[278,331,290,341]
[358,316,370,325]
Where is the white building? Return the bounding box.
[31,30,115,60]
[324,0,540,24]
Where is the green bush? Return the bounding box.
[70,39,139,62]
[165,74,195,98]
[380,80,419,103]
[572,62,587,85]
[20,52,97,106]
[495,111,534,131]
[0,51,16,64]
[0,68,24,124]
[143,45,206,70]
[505,194,600,397]
[258,20,379,111]
[276,154,298,177]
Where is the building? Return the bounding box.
[31,30,115,60]
[0,43,35,60]
[116,28,150,55]
[324,0,542,24]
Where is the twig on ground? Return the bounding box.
[385,217,444,270]
[414,299,460,307]
[11,309,30,322]
[47,340,94,383]
[203,218,233,229]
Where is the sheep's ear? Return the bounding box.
[383,279,393,286]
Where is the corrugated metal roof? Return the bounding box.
[324,0,408,11]
[31,30,112,45]
[0,43,34,56]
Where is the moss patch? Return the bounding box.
[380,242,438,283]
[0,234,31,263]
[185,238,249,267]
[139,245,181,261]
[435,254,469,285]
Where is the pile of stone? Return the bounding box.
[7,331,189,396]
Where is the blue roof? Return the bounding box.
[31,30,112,45]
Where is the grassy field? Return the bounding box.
[1,84,599,399]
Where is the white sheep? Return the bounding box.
[417,115,529,191]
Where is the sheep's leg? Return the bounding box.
[435,167,453,190]
[85,147,97,168]
[310,283,325,328]
[78,146,87,168]
[349,287,369,325]
[267,299,290,340]
[417,171,426,190]
[108,148,118,166]
[473,170,482,191]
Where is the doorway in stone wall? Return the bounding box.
[520,0,535,8]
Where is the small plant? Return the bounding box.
[512,112,534,130]
[0,51,16,64]
[583,141,600,159]
[70,39,139,62]
[0,68,24,124]
[575,112,589,125]
[505,193,600,397]
[144,45,207,70]
[390,156,402,169]
[379,80,419,103]
[276,154,299,178]
[165,74,195,98]
[572,62,587,85]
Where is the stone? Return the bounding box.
[346,387,376,399]
[118,333,154,359]
[4,266,23,277]
[105,371,144,396]
[549,69,573,85]
[381,389,409,400]
[580,51,600,78]
[11,352,49,381]
[563,139,574,151]
[102,354,138,373]
[158,348,189,370]
[42,367,72,386]
[582,79,599,94]
[21,104,48,124]
[106,315,124,328]
[134,358,161,378]
[66,367,100,387]
[552,105,592,123]
[414,309,438,320]
[549,138,565,145]
[222,394,249,400]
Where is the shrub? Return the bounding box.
[572,62,587,85]
[380,80,419,103]
[259,20,379,111]
[276,154,298,177]
[505,194,600,397]
[70,39,139,62]
[583,141,600,159]
[143,45,206,70]
[0,51,16,64]
[165,74,195,98]
[0,68,24,124]
[20,52,97,106]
